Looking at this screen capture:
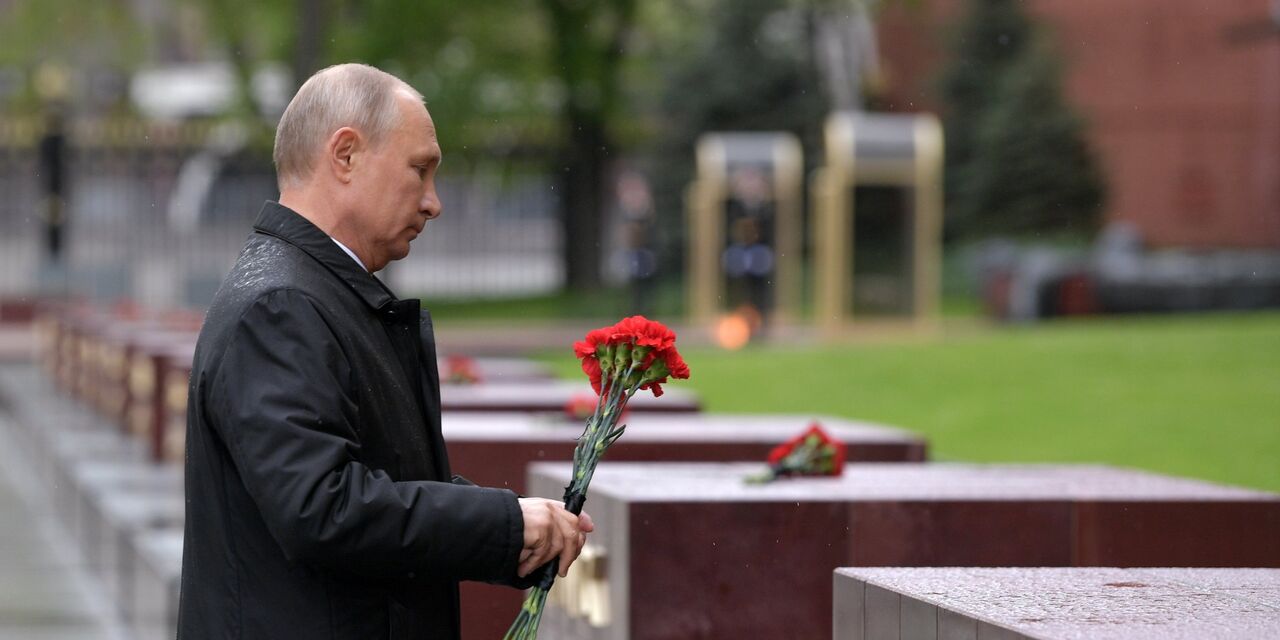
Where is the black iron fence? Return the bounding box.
[0,118,564,308]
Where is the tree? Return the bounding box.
[934,0,1035,236]
[959,39,1105,236]
[651,0,827,251]
[539,0,639,291]
[193,0,641,291]
[0,0,146,111]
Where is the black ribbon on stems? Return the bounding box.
[535,489,587,590]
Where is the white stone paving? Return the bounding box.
[0,398,126,640]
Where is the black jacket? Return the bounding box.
[178,202,527,639]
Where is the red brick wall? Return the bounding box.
[876,0,1280,248]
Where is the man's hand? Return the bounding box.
[517,498,595,578]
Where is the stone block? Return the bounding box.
[453,414,926,640]
[129,528,184,640]
[835,567,1280,639]
[527,462,1280,639]
[439,381,701,414]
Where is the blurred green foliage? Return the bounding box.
[190,0,559,153]
[0,0,145,109]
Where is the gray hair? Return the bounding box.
[273,63,423,190]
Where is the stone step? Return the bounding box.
[835,567,1280,640]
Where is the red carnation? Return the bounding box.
[510,315,691,638]
[563,393,597,422]
[611,315,676,351]
[574,327,613,358]
[574,316,690,398]
[445,355,482,385]
[579,354,603,394]
[660,349,691,380]
[753,423,845,483]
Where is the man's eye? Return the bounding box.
[414,166,427,179]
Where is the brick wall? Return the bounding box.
[876,0,1280,248]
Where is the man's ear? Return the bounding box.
[326,127,362,184]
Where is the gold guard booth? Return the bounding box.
[811,111,943,333]
[686,132,803,326]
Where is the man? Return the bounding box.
[178,63,592,639]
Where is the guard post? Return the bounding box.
[811,112,943,333]
[686,132,803,330]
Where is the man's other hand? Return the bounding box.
[516,498,595,578]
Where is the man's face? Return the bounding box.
[350,94,443,271]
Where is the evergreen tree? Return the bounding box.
[960,39,1105,236]
[659,0,824,147]
[935,0,1035,236]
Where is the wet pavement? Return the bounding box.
[0,390,123,640]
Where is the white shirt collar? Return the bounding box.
[330,237,368,272]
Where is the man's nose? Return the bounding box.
[421,190,442,220]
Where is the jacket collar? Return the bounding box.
[252,201,399,312]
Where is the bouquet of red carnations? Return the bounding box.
[745,423,846,484]
[504,316,690,640]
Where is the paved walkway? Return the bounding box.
[0,404,123,639]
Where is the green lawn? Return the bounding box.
[538,311,1280,492]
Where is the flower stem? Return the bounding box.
[508,335,679,638]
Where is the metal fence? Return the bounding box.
[0,118,564,308]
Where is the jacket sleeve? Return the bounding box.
[205,288,524,583]
[450,475,542,589]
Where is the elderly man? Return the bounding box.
[178,63,591,639]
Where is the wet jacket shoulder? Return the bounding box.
[178,201,526,639]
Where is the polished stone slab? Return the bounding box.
[527,462,1280,640]
[438,355,554,384]
[445,412,926,493]
[49,436,148,538]
[835,567,1280,640]
[68,462,181,582]
[128,529,183,640]
[94,493,183,617]
[440,381,701,414]
[451,414,926,640]
[0,391,125,639]
[0,325,33,363]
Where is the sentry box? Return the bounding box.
[686,132,804,329]
[811,112,943,332]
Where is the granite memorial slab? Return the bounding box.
[69,461,182,575]
[451,414,926,640]
[48,433,147,529]
[0,296,39,323]
[440,381,701,414]
[124,338,195,460]
[95,492,185,613]
[154,342,195,463]
[110,331,196,433]
[446,413,926,494]
[41,307,200,405]
[121,340,559,463]
[438,355,555,384]
[129,528,184,640]
[834,567,1280,640]
[527,462,1280,639]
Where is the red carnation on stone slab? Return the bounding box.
[562,393,597,423]
[748,423,846,484]
[444,355,482,385]
[507,316,690,640]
